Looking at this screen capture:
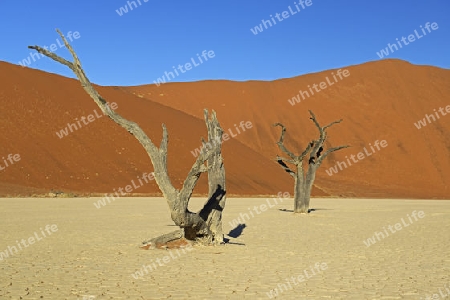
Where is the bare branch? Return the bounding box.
[308,110,321,132]
[159,124,169,152]
[299,140,314,159]
[141,229,184,249]
[308,111,326,156]
[316,145,350,166]
[29,29,214,208]
[275,156,296,177]
[276,156,296,165]
[323,119,343,130]
[179,150,212,202]
[28,45,74,71]
[308,111,345,162]
[273,123,296,160]
[179,110,221,203]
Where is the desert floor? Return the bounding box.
[0,197,449,300]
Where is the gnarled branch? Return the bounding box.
[316,145,350,166]
[29,29,213,231]
[275,156,296,177]
[273,123,297,160]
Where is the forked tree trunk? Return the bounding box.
[274,112,349,214]
[142,110,226,247]
[198,110,226,244]
[29,29,227,248]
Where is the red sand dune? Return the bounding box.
[0,59,449,198]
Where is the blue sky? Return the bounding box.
[1,0,449,86]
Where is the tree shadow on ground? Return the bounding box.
[223,237,245,246]
[223,224,246,246]
[227,223,246,238]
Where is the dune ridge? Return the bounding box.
[0,59,449,198]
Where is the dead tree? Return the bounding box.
[273,111,349,214]
[29,29,226,247]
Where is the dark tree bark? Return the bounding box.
[273,111,349,214]
[29,29,226,248]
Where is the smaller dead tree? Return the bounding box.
[273,111,349,214]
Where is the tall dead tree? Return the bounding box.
[273,111,349,214]
[29,29,226,247]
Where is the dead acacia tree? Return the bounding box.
[273,111,349,214]
[29,29,226,247]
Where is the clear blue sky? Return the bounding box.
[1,0,449,86]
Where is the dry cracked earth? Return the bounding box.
[0,197,449,299]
